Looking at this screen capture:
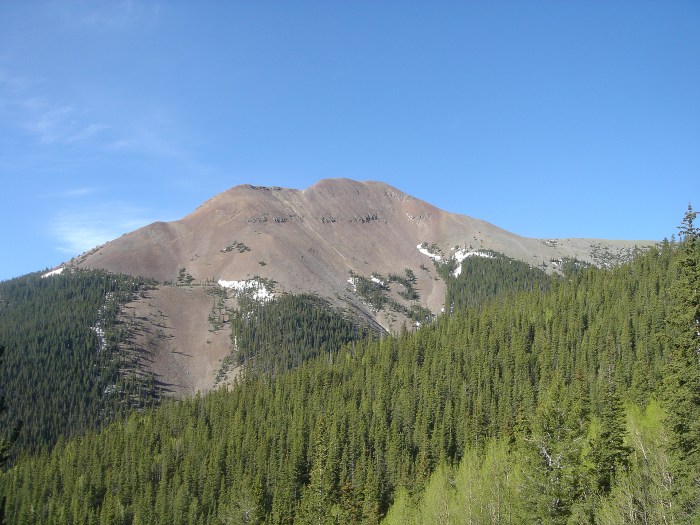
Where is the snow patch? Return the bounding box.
[417,244,442,261]
[451,250,494,277]
[453,249,493,264]
[218,278,273,301]
[91,291,113,353]
[92,324,106,352]
[42,267,65,278]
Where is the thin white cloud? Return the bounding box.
[0,67,107,147]
[61,187,97,198]
[23,104,74,144]
[64,123,109,144]
[103,114,186,159]
[0,68,33,93]
[1,60,208,180]
[36,0,162,32]
[2,49,209,178]
[21,101,108,145]
[72,0,163,30]
[50,204,156,254]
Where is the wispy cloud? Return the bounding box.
[50,204,156,254]
[38,186,101,200]
[2,66,194,166]
[75,0,162,30]
[64,123,109,144]
[2,51,209,185]
[103,116,214,177]
[105,126,181,158]
[60,187,97,198]
[0,65,108,147]
[41,0,163,32]
[0,68,33,94]
[20,100,108,145]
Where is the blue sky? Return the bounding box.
[1,1,698,281]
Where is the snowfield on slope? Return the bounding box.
[417,244,442,261]
[218,279,273,301]
[42,267,65,278]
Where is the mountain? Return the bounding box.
[4,183,696,525]
[51,178,652,396]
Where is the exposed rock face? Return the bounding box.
[67,179,654,396]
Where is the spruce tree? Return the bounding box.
[663,204,700,521]
[520,377,586,524]
[296,414,336,525]
[588,369,630,495]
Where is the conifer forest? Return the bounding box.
[0,207,699,524]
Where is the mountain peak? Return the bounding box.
[61,178,655,395]
[71,178,653,331]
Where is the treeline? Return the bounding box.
[2,231,697,523]
[0,269,159,455]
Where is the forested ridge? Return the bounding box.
[228,293,376,376]
[0,270,159,455]
[442,250,556,312]
[0,209,699,524]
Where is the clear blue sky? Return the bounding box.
[1,1,698,281]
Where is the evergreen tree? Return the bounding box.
[0,345,21,525]
[589,371,630,496]
[663,204,700,521]
[520,377,586,524]
[296,414,336,525]
[595,402,676,525]
[0,346,21,468]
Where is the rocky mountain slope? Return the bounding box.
[57,178,653,396]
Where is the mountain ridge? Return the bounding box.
[69,178,652,293]
[50,178,654,396]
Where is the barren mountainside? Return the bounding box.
[60,178,653,396]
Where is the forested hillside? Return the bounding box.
[442,249,556,311]
[228,293,376,376]
[0,270,159,455]
[1,209,697,524]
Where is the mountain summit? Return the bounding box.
[61,179,652,394]
[73,178,649,311]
